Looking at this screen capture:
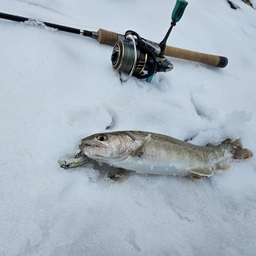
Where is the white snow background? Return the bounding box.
[1,0,256,255]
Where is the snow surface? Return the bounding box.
[0,0,256,255]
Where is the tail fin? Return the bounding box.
[228,139,254,159]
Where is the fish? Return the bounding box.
[78,130,253,178]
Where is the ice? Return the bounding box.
[0,0,256,255]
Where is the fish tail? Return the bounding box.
[223,139,253,159]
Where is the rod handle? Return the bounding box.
[164,45,228,67]
[97,28,119,46]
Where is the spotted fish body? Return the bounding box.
[78,131,253,177]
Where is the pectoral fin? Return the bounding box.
[188,167,214,177]
[131,134,151,157]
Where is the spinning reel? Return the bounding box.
[111,0,188,82]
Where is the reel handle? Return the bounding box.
[159,0,188,56]
[172,0,188,23]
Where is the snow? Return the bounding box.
[0,0,256,255]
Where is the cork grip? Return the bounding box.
[97,28,118,46]
[97,28,228,68]
[164,45,228,68]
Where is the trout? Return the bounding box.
[75,131,253,178]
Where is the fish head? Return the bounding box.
[79,132,134,162]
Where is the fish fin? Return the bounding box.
[216,161,230,170]
[229,139,243,148]
[108,168,130,182]
[131,134,151,157]
[224,139,254,159]
[233,147,253,159]
[188,167,214,177]
[186,173,203,180]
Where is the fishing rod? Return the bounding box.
[0,0,228,82]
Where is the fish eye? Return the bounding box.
[96,134,108,141]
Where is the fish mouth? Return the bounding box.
[79,142,110,160]
[81,142,97,147]
[79,141,106,150]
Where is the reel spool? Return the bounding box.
[111,33,142,82]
